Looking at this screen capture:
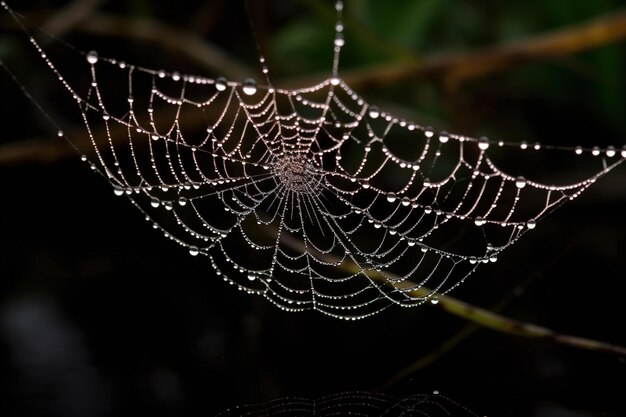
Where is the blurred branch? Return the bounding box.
[278,233,626,359]
[42,0,107,37]
[387,274,626,357]
[78,14,252,80]
[382,252,567,388]
[4,9,626,165]
[0,107,192,166]
[284,9,626,89]
[0,9,251,166]
[1,9,251,79]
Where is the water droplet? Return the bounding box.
[520,141,528,150]
[113,186,124,196]
[368,106,380,119]
[386,193,397,203]
[247,274,256,281]
[150,197,160,208]
[189,246,199,256]
[242,78,257,95]
[424,127,434,138]
[605,146,616,157]
[80,155,87,162]
[57,130,64,137]
[592,146,600,156]
[178,196,188,206]
[424,206,432,214]
[362,182,370,189]
[215,77,227,91]
[575,146,583,155]
[335,1,344,11]
[401,197,411,206]
[430,297,439,305]
[164,201,173,210]
[151,135,159,141]
[334,33,345,47]
[474,217,485,226]
[330,77,341,86]
[621,145,626,158]
[86,50,98,64]
[171,71,181,81]
[478,137,489,150]
[527,219,537,229]
[489,255,498,263]
[515,176,527,189]
[439,131,449,143]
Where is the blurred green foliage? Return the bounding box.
[267,0,625,137]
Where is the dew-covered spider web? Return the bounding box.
[215,391,480,417]
[1,1,624,319]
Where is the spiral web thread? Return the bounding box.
[215,391,480,417]
[1,1,624,320]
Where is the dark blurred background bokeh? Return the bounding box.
[1,1,625,416]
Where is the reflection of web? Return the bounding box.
[2,1,624,319]
[215,391,480,417]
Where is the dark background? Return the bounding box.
[1,0,625,416]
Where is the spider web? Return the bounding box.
[215,391,480,417]
[1,1,624,319]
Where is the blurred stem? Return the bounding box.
[383,251,566,387]
[77,14,251,80]
[277,233,626,359]
[42,0,107,38]
[385,273,626,357]
[284,8,626,89]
